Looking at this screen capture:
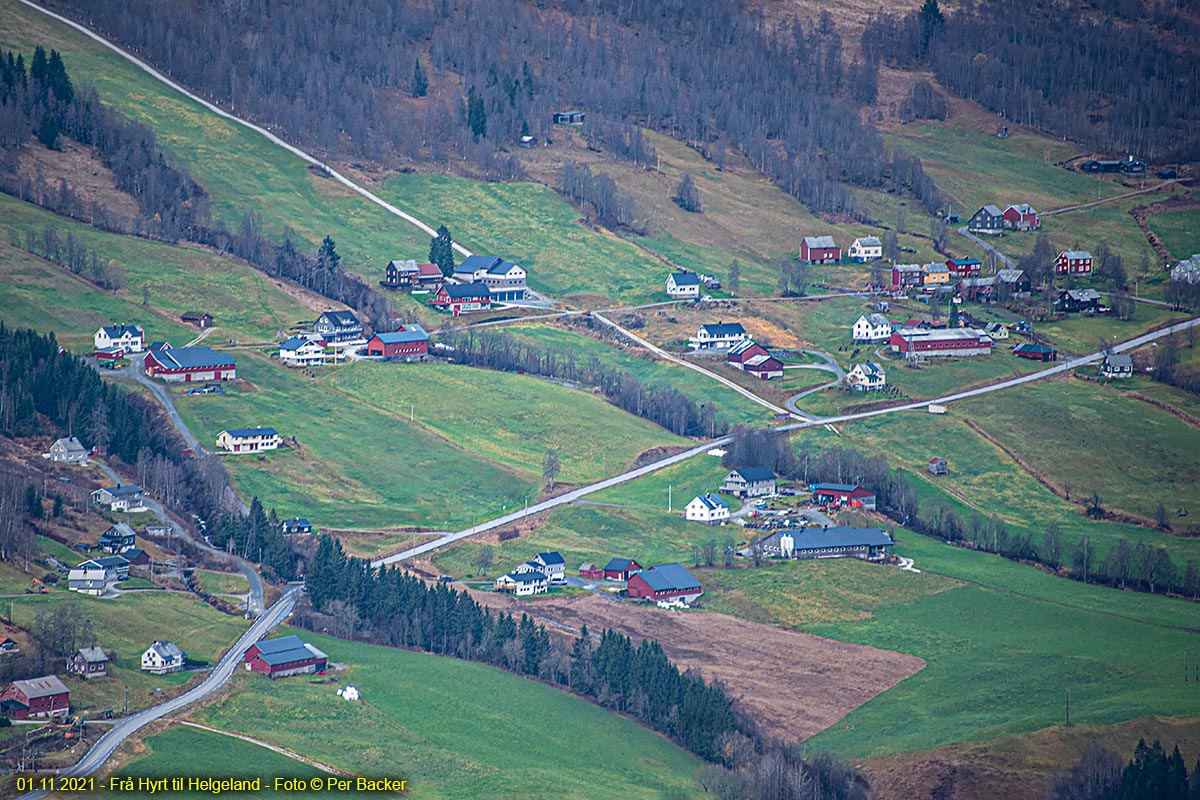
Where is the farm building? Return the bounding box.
[603,558,642,581]
[761,527,893,561]
[67,568,108,596]
[983,323,1009,340]
[279,337,327,367]
[366,326,430,360]
[626,563,703,604]
[244,635,328,678]
[685,493,729,525]
[144,346,236,383]
[848,237,882,262]
[800,236,841,264]
[314,310,364,342]
[1055,250,1093,276]
[1101,353,1134,378]
[996,269,1032,296]
[743,353,784,380]
[141,641,185,674]
[552,111,586,124]
[217,428,282,454]
[0,675,70,719]
[890,327,993,357]
[282,517,312,534]
[181,311,214,328]
[494,570,548,596]
[812,483,877,510]
[666,271,702,299]
[67,647,109,679]
[430,282,493,315]
[727,340,770,368]
[124,548,150,567]
[1003,204,1040,231]
[382,260,443,290]
[454,256,528,302]
[928,457,948,475]
[1055,289,1102,313]
[94,324,144,353]
[946,258,982,278]
[47,437,89,465]
[91,484,144,511]
[99,523,136,554]
[578,563,604,580]
[890,264,924,294]
[79,556,130,582]
[721,467,776,497]
[845,362,886,392]
[689,322,748,351]
[530,552,566,584]
[1013,342,1058,362]
[968,205,1004,234]
[852,314,892,343]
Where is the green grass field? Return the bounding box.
[0,194,320,345]
[956,379,1200,522]
[9,591,248,714]
[0,0,430,275]
[173,353,529,530]
[191,631,701,800]
[1147,208,1200,263]
[503,323,770,426]
[98,726,335,800]
[193,570,249,596]
[330,360,685,483]
[806,533,1200,759]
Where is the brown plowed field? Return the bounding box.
[471,588,925,742]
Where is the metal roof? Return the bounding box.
[732,466,775,482]
[631,563,701,592]
[221,428,279,438]
[669,271,702,286]
[778,526,892,550]
[12,675,69,699]
[151,346,236,370]
[803,235,838,249]
[372,326,429,344]
[699,322,746,337]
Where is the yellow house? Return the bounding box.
[922,262,951,284]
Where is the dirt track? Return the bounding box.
[471,589,925,742]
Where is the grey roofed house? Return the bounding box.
[77,646,108,664]
[856,236,881,247]
[981,204,1003,216]
[866,313,889,327]
[67,568,108,593]
[254,635,307,655]
[632,563,701,593]
[48,437,89,464]
[149,640,184,661]
[802,235,838,249]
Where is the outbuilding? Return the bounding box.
[365,326,429,360]
[0,675,70,719]
[244,635,328,679]
[602,558,642,581]
[626,563,702,604]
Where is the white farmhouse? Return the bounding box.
[278,336,327,367]
[47,437,88,465]
[94,324,145,353]
[141,641,185,674]
[685,494,729,525]
[530,552,567,585]
[666,271,702,299]
[689,322,747,351]
[852,314,892,343]
[848,237,883,262]
[845,362,887,392]
[216,428,282,454]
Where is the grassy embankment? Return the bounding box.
[190,630,702,800]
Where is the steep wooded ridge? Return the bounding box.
[866,0,1200,161]
[40,0,939,218]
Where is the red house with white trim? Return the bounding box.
[626,563,703,604]
[1055,250,1093,275]
[578,563,604,580]
[243,635,328,679]
[800,236,841,264]
[1002,204,1040,231]
[365,325,429,359]
[144,346,236,383]
[0,675,70,719]
[430,283,492,315]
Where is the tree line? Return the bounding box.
[865,0,1200,161]
[12,223,127,291]
[50,0,944,217]
[442,327,726,438]
[722,427,1199,600]
[299,535,753,764]
[1055,738,1200,800]
[0,324,299,581]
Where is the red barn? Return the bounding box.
[800,236,841,264]
[602,558,642,581]
[1012,342,1058,362]
[365,325,429,359]
[626,563,702,604]
[144,346,236,383]
[578,563,604,580]
[811,483,878,510]
[0,675,70,719]
[243,635,328,679]
[726,340,769,368]
[890,328,993,357]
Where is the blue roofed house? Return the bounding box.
[845,362,887,392]
[91,485,144,511]
[278,336,327,367]
[282,518,313,535]
[720,467,776,497]
[689,322,748,351]
[79,555,130,582]
[531,552,566,584]
[685,493,729,524]
[216,427,282,453]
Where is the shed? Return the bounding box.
[928,457,948,476]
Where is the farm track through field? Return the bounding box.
[178,722,350,776]
[1122,391,1200,430]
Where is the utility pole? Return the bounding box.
[668,485,672,512]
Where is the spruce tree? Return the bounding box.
[410,57,427,98]
[429,225,454,276]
